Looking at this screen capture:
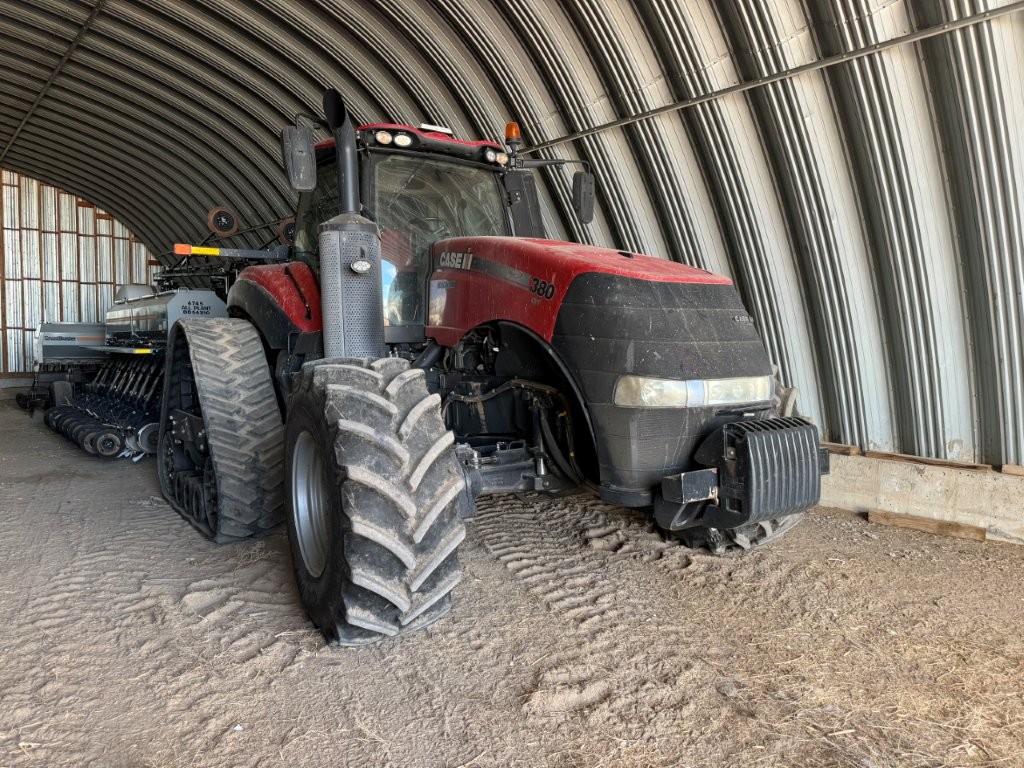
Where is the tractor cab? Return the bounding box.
[284,104,593,349]
[292,126,514,336]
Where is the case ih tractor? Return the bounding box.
[148,90,828,645]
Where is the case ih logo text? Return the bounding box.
[438,251,473,270]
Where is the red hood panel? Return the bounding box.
[446,237,730,285]
[426,236,731,345]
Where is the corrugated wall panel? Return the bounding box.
[716,0,895,450]
[806,1,976,459]
[914,0,1024,465]
[429,0,574,241]
[114,238,130,287]
[0,167,154,372]
[5,331,21,371]
[629,0,824,424]
[131,243,149,287]
[40,232,57,281]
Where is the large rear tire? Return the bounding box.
[157,319,284,542]
[285,358,470,645]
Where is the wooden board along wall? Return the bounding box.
[822,453,1024,545]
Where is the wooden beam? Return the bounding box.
[868,509,986,542]
[863,450,993,472]
[822,441,860,456]
[999,464,1024,477]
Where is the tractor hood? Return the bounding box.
[427,236,731,345]
[434,236,731,288]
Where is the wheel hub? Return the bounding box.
[291,430,329,578]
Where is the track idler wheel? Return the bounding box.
[70,418,97,446]
[136,422,160,454]
[44,405,74,431]
[82,429,101,455]
[49,406,79,434]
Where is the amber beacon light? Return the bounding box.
[505,121,522,144]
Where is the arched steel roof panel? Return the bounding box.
[807,0,976,459]
[716,1,895,451]
[1,0,1022,465]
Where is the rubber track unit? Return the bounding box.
[158,318,284,543]
[286,358,470,645]
[674,512,806,555]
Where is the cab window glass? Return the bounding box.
[294,159,339,257]
[371,154,508,327]
[371,154,508,241]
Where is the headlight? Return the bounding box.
[374,130,393,145]
[614,374,772,408]
[393,133,413,147]
[704,376,772,405]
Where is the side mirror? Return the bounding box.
[572,171,595,224]
[281,121,316,191]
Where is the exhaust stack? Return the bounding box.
[323,89,360,215]
[318,89,385,359]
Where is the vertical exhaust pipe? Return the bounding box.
[318,89,385,359]
[323,89,359,215]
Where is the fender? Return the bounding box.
[227,262,323,349]
[426,236,731,347]
[492,319,597,450]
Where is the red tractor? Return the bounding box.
[157,91,827,645]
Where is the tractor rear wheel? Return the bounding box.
[157,319,284,542]
[285,358,469,645]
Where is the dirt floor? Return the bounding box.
[1,399,1023,768]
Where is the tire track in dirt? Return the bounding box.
[120,499,317,675]
[473,495,674,633]
[0,410,323,767]
[472,494,701,727]
[471,492,857,767]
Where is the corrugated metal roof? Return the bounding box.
[0,0,1022,465]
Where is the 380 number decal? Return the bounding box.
[529,277,556,300]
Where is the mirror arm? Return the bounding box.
[517,158,565,169]
[515,157,591,173]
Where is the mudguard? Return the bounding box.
[227,262,323,349]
